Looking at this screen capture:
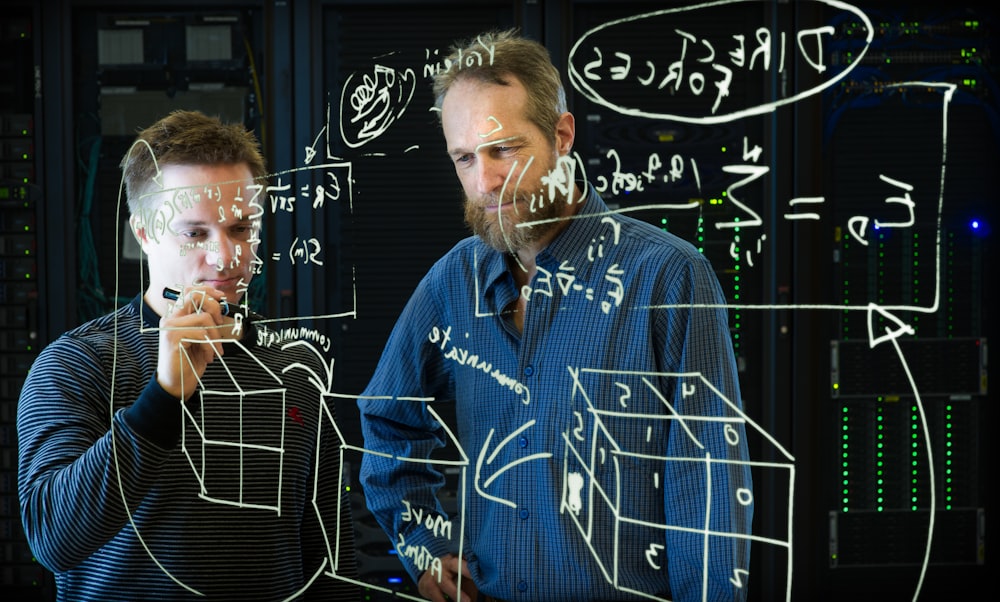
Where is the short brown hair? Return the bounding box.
[432,28,567,145]
[119,110,266,214]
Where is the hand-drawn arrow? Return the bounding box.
[866,302,915,348]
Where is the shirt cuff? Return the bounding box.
[121,376,187,449]
[396,522,457,583]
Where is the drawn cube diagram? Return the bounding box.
[315,393,366,585]
[330,394,469,601]
[179,339,287,514]
[561,367,794,601]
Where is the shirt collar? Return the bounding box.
[536,183,609,268]
[135,294,159,329]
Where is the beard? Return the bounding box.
[463,168,570,253]
[464,195,563,253]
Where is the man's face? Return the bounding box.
[135,163,261,309]
[441,76,570,253]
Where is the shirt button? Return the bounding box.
[518,508,530,520]
[517,580,528,592]
[518,435,529,448]
[523,365,534,377]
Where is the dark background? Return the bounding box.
[1,1,996,600]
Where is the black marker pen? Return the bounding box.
[162,287,263,321]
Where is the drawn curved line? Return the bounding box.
[111,152,204,592]
[486,420,536,464]
[279,556,328,602]
[476,420,552,488]
[474,429,516,508]
[701,451,713,598]
[281,339,336,393]
[480,115,503,137]
[110,320,205,595]
[482,453,554,489]
[496,156,529,271]
[567,0,874,124]
[518,202,701,228]
[338,67,416,149]
[886,331,935,602]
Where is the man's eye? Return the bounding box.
[455,154,473,165]
[182,230,205,239]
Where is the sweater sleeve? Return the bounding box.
[16,333,175,572]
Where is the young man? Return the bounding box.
[358,30,753,602]
[17,110,358,600]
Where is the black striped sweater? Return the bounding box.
[17,296,360,601]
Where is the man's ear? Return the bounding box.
[129,215,147,247]
[555,111,576,156]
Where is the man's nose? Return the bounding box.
[206,235,241,269]
[475,155,512,196]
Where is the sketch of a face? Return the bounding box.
[136,163,260,307]
[442,76,568,253]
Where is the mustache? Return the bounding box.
[469,191,530,215]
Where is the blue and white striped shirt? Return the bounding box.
[359,184,753,602]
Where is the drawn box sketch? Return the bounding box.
[561,367,793,602]
[179,339,289,514]
[335,397,468,600]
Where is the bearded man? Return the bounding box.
[358,28,753,602]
